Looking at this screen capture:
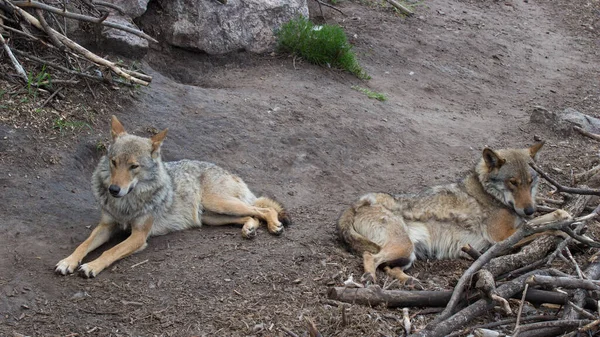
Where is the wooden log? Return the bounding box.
[327,286,574,308]
[327,287,452,308]
[527,275,600,291]
[385,0,414,16]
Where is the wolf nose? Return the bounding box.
[524,206,535,216]
[108,185,121,196]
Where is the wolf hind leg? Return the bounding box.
[362,243,416,284]
[202,195,281,236]
[202,213,260,239]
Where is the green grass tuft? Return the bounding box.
[277,16,370,79]
[351,85,387,101]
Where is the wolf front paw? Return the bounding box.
[55,257,79,275]
[78,263,100,278]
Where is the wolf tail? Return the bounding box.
[254,197,292,227]
[337,200,381,254]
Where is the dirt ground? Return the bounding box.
[1,0,600,336]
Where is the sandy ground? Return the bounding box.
[1,0,599,335]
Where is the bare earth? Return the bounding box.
[1,0,599,336]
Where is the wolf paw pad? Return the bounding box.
[78,264,98,278]
[269,223,284,236]
[55,258,79,275]
[242,227,257,239]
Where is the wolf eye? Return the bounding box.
[507,179,518,187]
[130,164,139,170]
[110,159,117,167]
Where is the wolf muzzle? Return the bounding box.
[108,184,134,198]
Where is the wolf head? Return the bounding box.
[477,142,544,217]
[104,115,168,198]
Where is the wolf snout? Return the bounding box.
[108,185,122,197]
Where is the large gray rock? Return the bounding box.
[100,16,149,58]
[530,106,600,134]
[148,0,308,54]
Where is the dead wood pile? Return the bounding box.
[0,0,154,100]
[329,148,600,337]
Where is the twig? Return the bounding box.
[530,162,600,196]
[306,317,322,337]
[574,165,600,184]
[567,301,597,320]
[564,247,584,279]
[130,259,149,268]
[515,319,593,333]
[402,307,411,336]
[281,327,300,337]
[0,33,27,82]
[514,283,529,336]
[13,0,158,43]
[39,86,63,108]
[573,126,600,141]
[92,1,125,15]
[35,9,64,50]
[313,0,345,16]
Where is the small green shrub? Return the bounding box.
[277,16,370,79]
[351,85,387,101]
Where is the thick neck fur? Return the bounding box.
[463,169,508,211]
[92,146,174,225]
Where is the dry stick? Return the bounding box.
[573,126,600,142]
[281,327,300,337]
[567,301,597,320]
[35,8,64,50]
[564,247,585,279]
[537,197,564,205]
[515,319,593,334]
[514,283,529,336]
[306,318,322,337]
[12,48,133,86]
[530,162,600,196]
[9,4,150,85]
[446,316,558,337]
[313,0,345,16]
[527,275,600,291]
[402,308,411,336]
[0,33,28,82]
[92,1,125,15]
[384,0,414,16]
[574,165,600,184]
[39,86,62,108]
[13,0,158,43]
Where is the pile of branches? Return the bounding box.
[0,0,155,100]
[329,161,600,336]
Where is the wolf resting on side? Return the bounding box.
[337,142,570,284]
[56,116,290,278]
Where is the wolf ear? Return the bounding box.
[528,141,544,160]
[111,115,126,140]
[151,128,168,158]
[482,148,505,171]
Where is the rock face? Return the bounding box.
[100,16,149,58]
[146,0,309,54]
[105,0,151,19]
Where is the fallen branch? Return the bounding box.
[573,126,600,142]
[384,0,414,16]
[531,162,600,196]
[527,275,600,291]
[0,32,27,81]
[574,165,600,184]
